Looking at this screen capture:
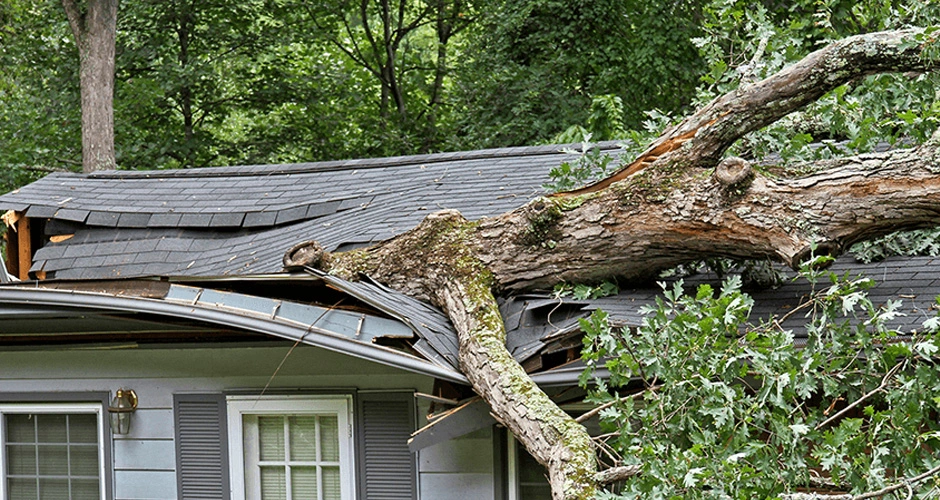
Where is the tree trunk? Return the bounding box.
[62,0,118,173]
[290,28,940,499]
[175,8,195,167]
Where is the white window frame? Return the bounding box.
[227,395,355,500]
[507,432,553,500]
[0,403,107,500]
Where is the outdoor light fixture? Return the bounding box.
[108,388,138,435]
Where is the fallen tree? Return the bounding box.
[286,28,940,499]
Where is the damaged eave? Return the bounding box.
[0,284,469,384]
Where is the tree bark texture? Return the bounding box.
[62,0,118,173]
[296,28,940,499]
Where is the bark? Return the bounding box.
[291,28,940,499]
[62,0,118,173]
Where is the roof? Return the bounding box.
[1,142,939,387]
[0,143,623,280]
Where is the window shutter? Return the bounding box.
[175,394,231,500]
[357,392,416,500]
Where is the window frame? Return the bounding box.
[506,432,552,500]
[226,395,356,500]
[0,402,108,500]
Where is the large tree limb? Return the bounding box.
[291,28,940,499]
[563,28,936,196]
[324,211,599,499]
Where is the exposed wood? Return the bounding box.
[413,391,460,406]
[16,216,31,280]
[50,234,74,243]
[294,28,940,500]
[557,28,933,196]
[408,397,495,451]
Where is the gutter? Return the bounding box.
[0,287,468,384]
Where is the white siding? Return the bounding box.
[418,427,495,499]
[0,344,498,499]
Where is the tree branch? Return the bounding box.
[595,465,642,484]
[60,0,84,45]
[575,385,660,424]
[782,463,940,500]
[814,361,903,432]
[562,28,936,196]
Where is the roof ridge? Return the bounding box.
[86,141,626,179]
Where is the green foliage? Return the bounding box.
[543,138,618,193]
[0,0,81,180]
[692,1,940,164]
[455,0,703,148]
[580,262,940,498]
[852,228,940,263]
[553,280,620,300]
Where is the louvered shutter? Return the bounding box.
[357,392,417,499]
[175,394,231,500]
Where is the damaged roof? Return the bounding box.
[0,273,469,384]
[1,143,939,386]
[0,143,622,280]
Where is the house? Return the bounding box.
[0,142,938,500]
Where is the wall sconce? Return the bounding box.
[108,388,138,435]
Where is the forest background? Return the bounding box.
[2,0,938,194]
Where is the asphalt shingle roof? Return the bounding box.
[500,255,940,365]
[1,143,623,279]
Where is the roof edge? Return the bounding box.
[84,141,626,179]
[0,287,468,384]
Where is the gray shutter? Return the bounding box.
[357,392,417,499]
[174,394,231,500]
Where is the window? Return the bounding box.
[507,434,551,500]
[227,396,354,500]
[0,403,106,500]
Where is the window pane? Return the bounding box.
[8,477,37,499]
[38,478,68,500]
[70,478,100,500]
[7,414,35,443]
[319,416,339,462]
[70,445,99,476]
[291,466,318,499]
[36,415,67,443]
[38,445,69,475]
[4,412,102,500]
[7,444,37,475]
[288,416,317,461]
[67,415,98,444]
[322,466,341,500]
[520,485,553,500]
[259,466,286,500]
[518,445,551,500]
[258,417,285,462]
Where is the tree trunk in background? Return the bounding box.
[62,0,118,173]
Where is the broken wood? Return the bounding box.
[408,397,495,451]
[16,215,31,280]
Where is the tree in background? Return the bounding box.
[62,0,118,172]
[0,0,78,192]
[1,0,939,174]
[301,0,474,154]
[454,0,704,147]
